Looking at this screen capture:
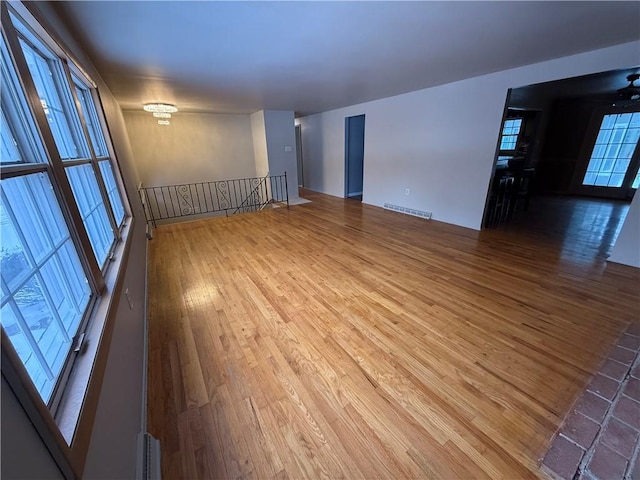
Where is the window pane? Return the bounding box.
[59,241,91,316]
[1,38,47,166]
[1,109,21,163]
[18,39,86,161]
[1,173,91,403]
[0,302,52,397]
[601,115,616,129]
[583,172,597,185]
[604,144,620,159]
[65,164,114,265]
[74,83,108,158]
[0,209,32,291]
[3,176,53,263]
[610,128,625,144]
[41,252,89,335]
[613,159,631,174]
[595,129,612,145]
[583,114,640,188]
[632,170,640,189]
[615,113,632,127]
[607,174,625,188]
[618,143,636,160]
[600,159,614,173]
[98,160,125,224]
[586,158,602,173]
[594,174,609,186]
[623,128,640,145]
[15,276,68,372]
[591,144,606,159]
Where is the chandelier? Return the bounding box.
[143,103,178,114]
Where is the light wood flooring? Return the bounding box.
[147,190,639,479]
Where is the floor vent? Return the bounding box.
[136,432,162,480]
[383,203,432,220]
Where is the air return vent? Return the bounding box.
[383,203,432,220]
[136,432,161,480]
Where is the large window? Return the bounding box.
[583,113,640,188]
[1,173,91,402]
[1,4,129,416]
[73,78,126,225]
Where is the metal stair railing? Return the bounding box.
[138,172,289,228]
[232,174,270,215]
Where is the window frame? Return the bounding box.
[581,112,640,188]
[499,117,523,152]
[573,106,640,199]
[1,2,135,477]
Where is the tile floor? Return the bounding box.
[542,322,640,480]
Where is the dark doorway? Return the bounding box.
[345,114,365,200]
[483,67,639,231]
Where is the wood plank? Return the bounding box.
[147,191,639,479]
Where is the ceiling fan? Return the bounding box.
[617,73,640,101]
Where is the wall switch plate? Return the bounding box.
[284,145,292,152]
[405,188,410,195]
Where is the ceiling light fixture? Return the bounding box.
[157,120,171,126]
[143,103,178,113]
[152,112,172,118]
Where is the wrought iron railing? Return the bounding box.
[138,173,288,227]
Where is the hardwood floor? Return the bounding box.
[147,189,639,479]
[494,194,631,264]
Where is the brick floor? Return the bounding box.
[575,391,611,423]
[600,417,638,459]
[542,326,640,480]
[543,435,585,480]
[588,374,621,401]
[613,396,640,430]
[601,359,630,382]
[587,444,628,479]
[561,411,601,449]
[624,378,640,401]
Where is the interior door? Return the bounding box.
[577,111,640,199]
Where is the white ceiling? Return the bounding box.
[54,1,640,116]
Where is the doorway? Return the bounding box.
[345,114,365,200]
[295,124,304,187]
[483,68,638,262]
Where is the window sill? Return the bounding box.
[54,216,136,467]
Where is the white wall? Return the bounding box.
[299,41,640,231]
[250,110,299,198]
[251,111,269,177]
[609,193,640,268]
[2,3,149,479]
[124,111,257,186]
[1,376,64,479]
[263,110,299,199]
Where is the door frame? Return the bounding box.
[344,114,365,199]
[295,124,304,187]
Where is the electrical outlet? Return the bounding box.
[284,145,292,152]
[405,188,410,195]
